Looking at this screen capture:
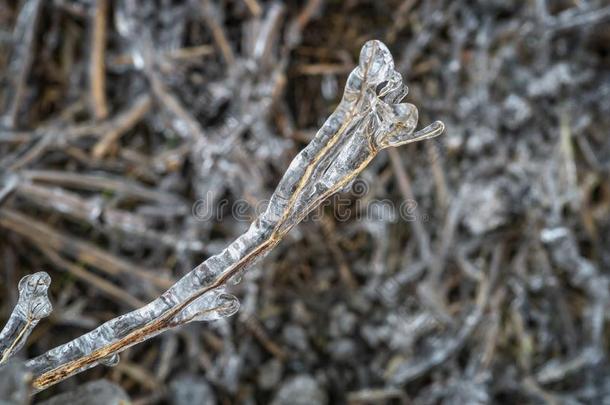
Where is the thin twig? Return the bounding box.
[15,182,202,252]
[1,0,43,128]
[201,0,235,66]
[0,208,174,292]
[388,147,432,261]
[38,247,145,309]
[320,216,358,289]
[92,93,152,158]
[89,0,109,120]
[20,170,186,208]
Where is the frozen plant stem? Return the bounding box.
[0,272,52,365]
[24,40,444,391]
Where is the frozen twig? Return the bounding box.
[389,243,502,385]
[388,148,431,261]
[547,5,610,32]
[0,272,52,365]
[535,347,603,385]
[23,40,443,392]
[92,93,152,158]
[37,246,145,309]
[19,170,186,208]
[200,0,235,66]
[15,182,202,252]
[0,0,43,128]
[0,208,174,293]
[3,96,152,171]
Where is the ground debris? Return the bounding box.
[0,0,609,403]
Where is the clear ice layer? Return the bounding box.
[0,272,52,364]
[24,40,443,388]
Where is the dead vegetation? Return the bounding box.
[1,0,610,404]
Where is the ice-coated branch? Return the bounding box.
[25,40,444,391]
[0,272,52,365]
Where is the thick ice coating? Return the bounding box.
[24,40,444,391]
[0,272,52,364]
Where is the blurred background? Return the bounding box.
[1,0,610,403]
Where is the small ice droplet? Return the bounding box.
[172,291,240,326]
[213,294,240,319]
[230,272,243,286]
[132,50,145,70]
[100,353,120,367]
